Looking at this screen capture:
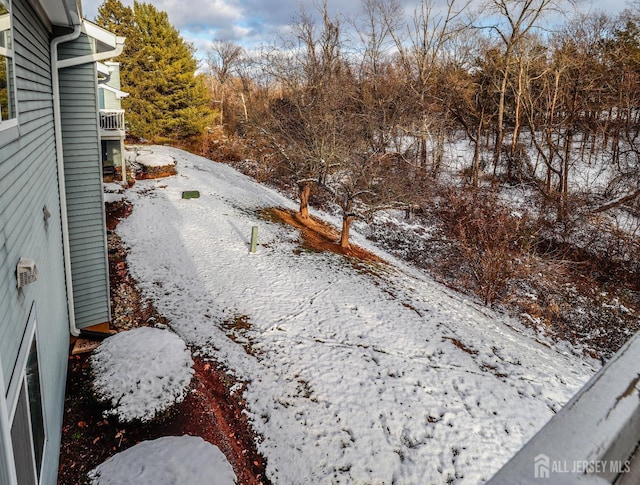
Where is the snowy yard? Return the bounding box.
[114,146,596,484]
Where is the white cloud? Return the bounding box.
[153,0,244,31]
[82,0,630,58]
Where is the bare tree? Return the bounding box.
[324,152,409,247]
[355,0,405,154]
[442,29,492,186]
[253,1,417,247]
[386,0,471,173]
[257,1,351,220]
[206,39,245,126]
[478,0,577,171]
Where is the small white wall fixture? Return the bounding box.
[16,258,38,289]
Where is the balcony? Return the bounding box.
[99,109,125,138]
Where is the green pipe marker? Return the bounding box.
[250,226,258,253]
[182,190,200,199]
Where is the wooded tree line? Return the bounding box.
[96,0,640,253]
[202,0,640,249]
[95,0,640,348]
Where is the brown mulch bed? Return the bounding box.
[58,199,269,485]
[260,207,383,262]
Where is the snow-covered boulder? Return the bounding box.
[135,151,177,178]
[88,435,236,485]
[90,327,194,423]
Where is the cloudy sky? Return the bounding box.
[81,0,632,60]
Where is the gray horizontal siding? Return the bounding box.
[0,1,74,483]
[58,34,111,330]
[0,0,67,385]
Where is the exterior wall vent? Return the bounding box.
[17,258,39,289]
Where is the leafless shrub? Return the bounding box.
[536,205,640,287]
[499,143,536,184]
[438,188,535,305]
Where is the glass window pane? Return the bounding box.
[0,0,13,124]
[26,339,45,479]
[0,1,10,51]
[0,55,16,121]
[11,384,37,485]
[10,337,46,485]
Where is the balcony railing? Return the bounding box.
[488,332,640,484]
[99,109,125,132]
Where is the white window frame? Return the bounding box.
[6,309,47,485]
[0,0,18,146]
[0,369,18,485]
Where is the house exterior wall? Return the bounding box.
[0,0,72,483]
[98,62,126,181]
[101,62,122,110]
[59,34,111,329]
[1,1,115,483]
[102,90,120,110]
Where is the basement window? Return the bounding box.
[8,315,46,485]
[0,0,17,144]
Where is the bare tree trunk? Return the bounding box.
[432,129,444,177]
[240,93,248,122]
[420,116,428,168]
[546,70,561,196]
[340,215,352,248]
[299,183,312,220]
[603,107,612,149]
[493,56,510,173]
[472,118,484,187]
[559,130,572,221]
[219,84,225,127]
[593,188,640,213]
[511,58,524,155]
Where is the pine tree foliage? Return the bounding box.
[95,0,139,95]
[95,0,211,141]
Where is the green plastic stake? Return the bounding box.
[250,226,258,253]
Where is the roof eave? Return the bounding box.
[31,0,82,28]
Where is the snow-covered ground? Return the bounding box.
[115,146,597,484]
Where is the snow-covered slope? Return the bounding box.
[116,146,596,484]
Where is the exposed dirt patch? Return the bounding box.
[221,315,261,357]
[135,165,178,180]
[261,207,384,262]
[58,201,269,484]
[443,336,479,355]
[58,354,266,485]
[104,199,131,232]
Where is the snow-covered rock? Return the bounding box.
[137,152,176,168]
[88,435,236,485]
[90,327,194,423]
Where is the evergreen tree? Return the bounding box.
[95,0,138,50]
[95,0,138,93]
[95,0,211,141]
